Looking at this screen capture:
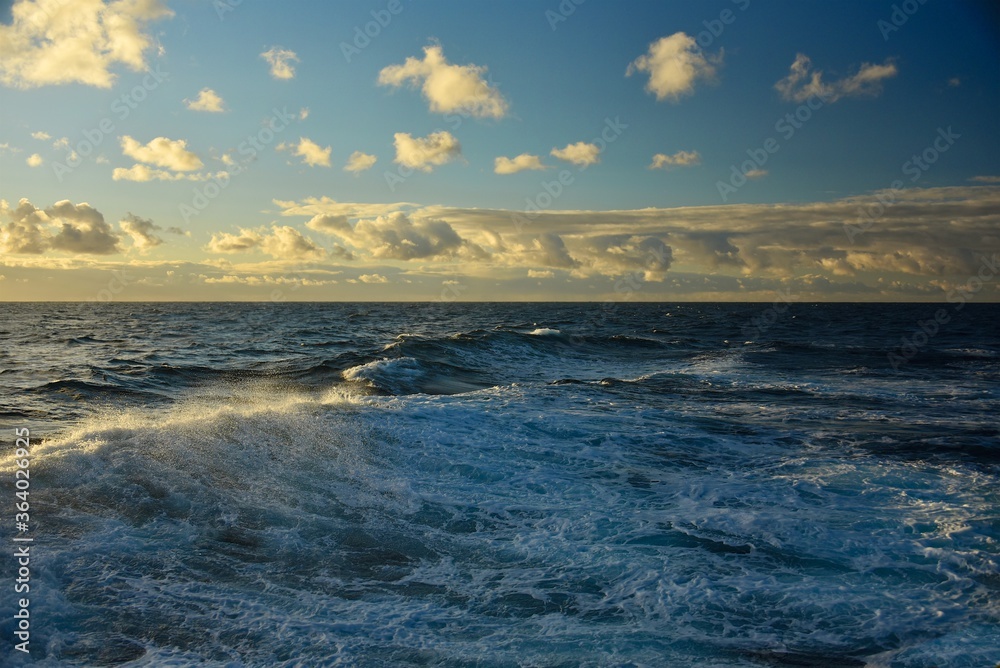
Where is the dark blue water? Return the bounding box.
[1,303,998,667]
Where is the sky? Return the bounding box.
[1,0,998,302]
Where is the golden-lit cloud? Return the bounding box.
[277,137,332,167]
[26,153,43,167]
[627,32,720,102]
[551,142,600,167]
[120,136,204,171]
[393,131,462,172]
[650,150,700,169]
[185,87,225,112]
[260,46,298,79]
[378,44,507,118]
[344,151,377,173]
[1,198,120,255]
[206,225,325,260]
[495,153,547,174]
[775,54,897,103]
[119,213,163,252]
[0,0,172,89]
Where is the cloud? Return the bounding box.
[378,44,507,118]
[650,150,700,169]
[551,142,600,167]
[206,225,324,260]
[344,150,377,173]
[495,153,547,174]
[299,107,310,120]
[119,213,163,251]
[261,47,298,80]
[1,199,121,255]
[971,176,1000,184]
[745,169,767,179]
[274,197,414,220]
[277,137,332,167]
[358,273,388,283]
[775,54,898,103]
[393,131,462,172]
[26,153,43,167]
[30,131,50,140]
[351,212,467,260]
[112,165,224,182]
[120,136,203,171]
[0,0,172,89]
[627,32,720,102]
[185,87,225,112]
[305,214,352,235]
[528,269,554,278]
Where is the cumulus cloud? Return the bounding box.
[393,131,462,172]
[551,142,600,167]
[344,150,377,173]
[278,137,332,167]
[528,269,554,279]
[495,153,547,174]
[112,165,225,182]
[119,213,163,251]
[378,44,507,118]
[206,225,324,260]
[305,214,352,235]
[627,32,720,102]
[26,153,43,167]
[30,131,50,140]
[1,199,121,255]
[0,0,172,89]
[120,136,203,171]
[261,47,298,79]
[185,87,225,112]
[775,54,898,103]
[650,150,700,169]
[352,212,467,260]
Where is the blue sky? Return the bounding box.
[1,0,998,300]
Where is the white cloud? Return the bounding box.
[775,54,898,103]
[378,44,507,118]
[393,131,461,172]
[744,169,768,179]
[495,153,547,174]
[277,137,331,167]
[185,87,225,112]
[650,150,700,169]
[528,269,554,278]
[30,131,50,140]
[206,229,262,254]
[0,0,172,89]
[627,32,720,102]
[344,150,377,173]
[299,107,310,120]
[52,137,69,149]
[120,136,203,171]
[551,142,600,167]
[119,213,163,251]
[261,47,298,80]
[26,153,43,167]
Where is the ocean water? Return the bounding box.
[0,302,998,667]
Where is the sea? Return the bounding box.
[0,302,997,667]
